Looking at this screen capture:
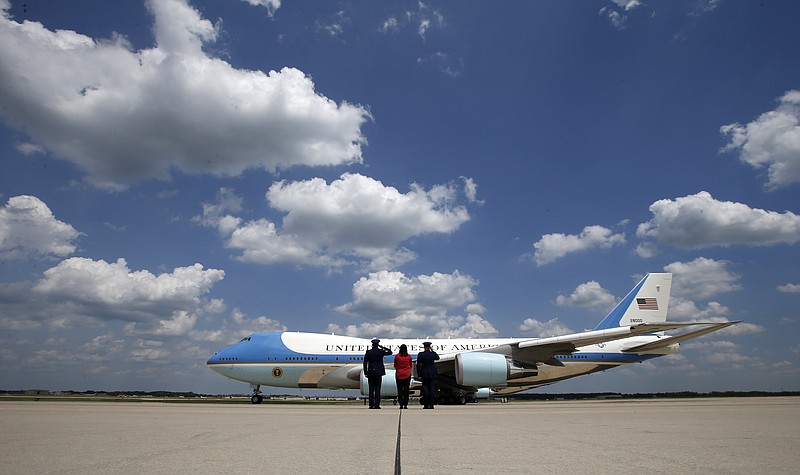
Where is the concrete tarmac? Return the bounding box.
[1,397,798,474]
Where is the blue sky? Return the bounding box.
[0,0,798,395]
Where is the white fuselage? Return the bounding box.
[207,332,676,394]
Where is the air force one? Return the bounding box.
[207,273,738,404]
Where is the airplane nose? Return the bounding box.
[207,354,227,377]
[207,354,218,365]
[206,351,239,380]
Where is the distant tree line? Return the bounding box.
[0,389,204,398]
[505,391,800,400]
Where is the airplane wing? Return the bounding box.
[429,321,738,390]
[432,322,726,371]
[509,322,702,365]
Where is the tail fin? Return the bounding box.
[594,273,672,330]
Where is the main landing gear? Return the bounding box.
[436,392,468,405]
[250,384,263,404]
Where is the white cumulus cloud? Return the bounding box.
[0,195,80,260]
[32,257,224,327]
[555,280,617,313]
[335,269,478,320]
[721,90,800,190]
[198,173,472,270]
[665,257,742,301]
[240,0,280,17]
[0,0,370,189]
[636,191,800,249]
[327,269,494,338]
[532,225,625,266]
[778,283,800,293]
[519,318,574,337]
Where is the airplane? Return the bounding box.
[207,273,739,404]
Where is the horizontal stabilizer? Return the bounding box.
[517,322,699,351]
[622,321,740,353]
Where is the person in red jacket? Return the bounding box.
[393,344,413,409]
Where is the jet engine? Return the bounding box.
[455,352,510,387]
[359,369,398,397]
[474,387,493,399]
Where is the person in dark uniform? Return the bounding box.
[416,341,440,409]
[363,338,392,409]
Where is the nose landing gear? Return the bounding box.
[250,384,263,404]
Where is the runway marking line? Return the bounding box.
[394,409,402,475]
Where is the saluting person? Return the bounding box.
[363,338,392,409]
[416,341,440,409]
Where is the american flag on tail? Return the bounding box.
[637,298,658,310]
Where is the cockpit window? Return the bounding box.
[239,337,252,342]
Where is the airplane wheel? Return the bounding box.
[457,395,467,405]
[251,394,263,404]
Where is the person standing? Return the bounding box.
[363,338,392,409]
[416,341,440,409]
[393,344,413,409]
